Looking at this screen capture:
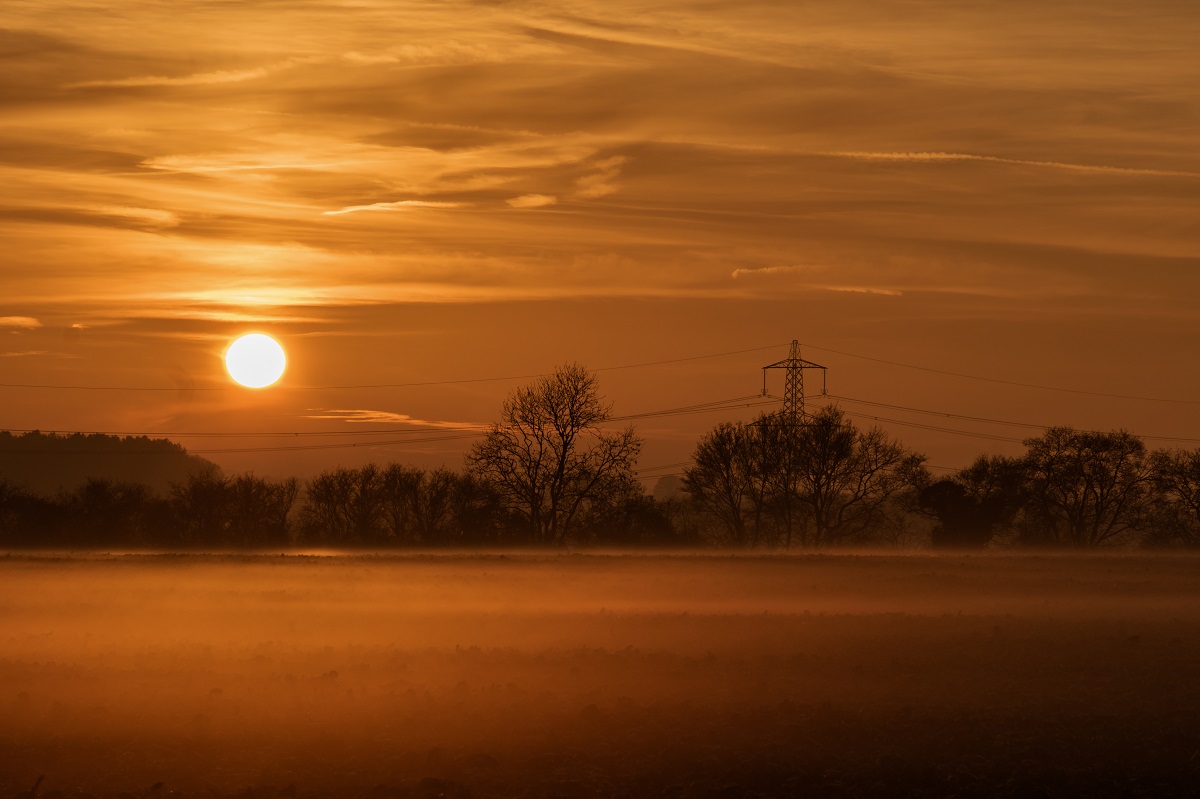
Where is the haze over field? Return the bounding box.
[3,553,1200,796]
[1,1,1198,475]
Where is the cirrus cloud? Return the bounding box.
[506,194,558,209]
[0,316,42,329]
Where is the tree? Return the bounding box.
[1021,427,1150,547]
[1149,448,1200,546]
[682,421,753,546]
[170,469,231,546]
[466,363,642,546]
[299,465,388,545]
[789,406,927,546]
[447,471,509,545]
[920,455,1025,548]
[684,407,925,547]
[69,478,158,547]
[0,478,66,548]
[225,473,298,547]
[380,464,458,545]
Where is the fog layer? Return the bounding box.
[3,553,1199,795]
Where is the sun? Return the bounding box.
[225,333,286,388]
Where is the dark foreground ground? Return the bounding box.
[2,551,1199,798]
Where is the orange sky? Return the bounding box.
[1,0,1199,479]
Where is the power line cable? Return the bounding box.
[826,393,1200,445]
[834,409,1026,444]
[801,342,1200,405]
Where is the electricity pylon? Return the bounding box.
[762,340,826,421]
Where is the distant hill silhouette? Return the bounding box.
[0,431,218,496]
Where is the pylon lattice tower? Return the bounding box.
[762,340,827,422]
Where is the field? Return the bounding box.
[3,552,1200,798]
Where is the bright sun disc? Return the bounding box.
[225,333,286,388]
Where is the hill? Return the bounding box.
[0,431,219,496]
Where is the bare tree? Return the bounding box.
[466,363,641,546]
[790,406,926,546]
[381,464,459,545]
[682,421,752,545]
[1149,448,1200,546]
[1022,427,1149,547]
[299,465,387,545]
[226,474,298,547]
[170,469,231,545]
[920,455,1025,548]
[684,408,923,547]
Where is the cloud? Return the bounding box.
[66,57,318,90]
[0,350,48,357]
[574,156,626,199]
[731,265,810,279]
[90,206,178,227]
[304,409,484,430]
[827,151,1200,179]
[68,67,272,89]
[0,316,42,329]
[322,200,468,216]
[816,285,903,297]
[506,194,558,209]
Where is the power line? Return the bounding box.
[837,410,1025,444]
[827,393,1200,445]
[802,343,1200,405]
[0,343,788,392]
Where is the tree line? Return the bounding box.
[683,406,1200,548]
[2,363,1200,548]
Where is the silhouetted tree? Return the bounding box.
[466,363,642,546]
[683,421,754,545]
[447,471,510,545]
[1148,448,1200,546]
[1021,427,1150,547]
[571,472,681,546]
[299,465,388,545]
[0,478,66,547]
[226,474,299,547]
[380,464,459,545]
[685,407,925,547]
[921,455,1025,548]
[69,478,158,547]
[170,469,231,546]
[788,406,926,546]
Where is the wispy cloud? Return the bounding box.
[323,200,468,216]
[816,285,903,297]
[305,409,483,430]
[0,350,48,357]
[506,194,558,209]
[90,206,178,227]
[66,57,316,90]
[827,151,1200,179]
[68,67,272,89]
[731,265,811,279]
[0,317,42,329]
[574,156,626,199]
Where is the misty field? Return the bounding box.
[3,553,1200,798]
